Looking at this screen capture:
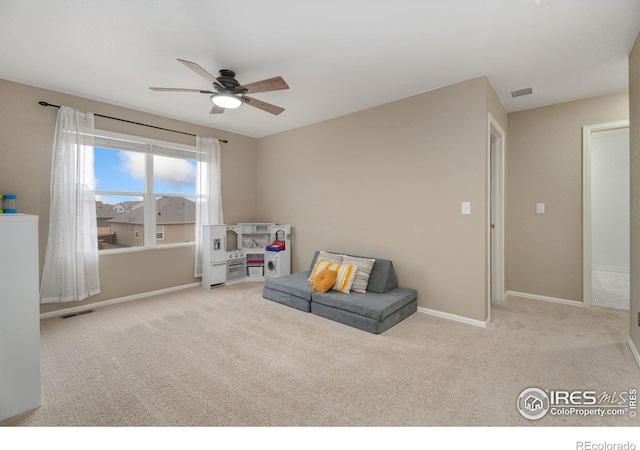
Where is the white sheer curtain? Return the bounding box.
[194,136,223,277]
[41,106,101,303]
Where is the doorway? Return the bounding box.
[582,121,630,309]
[488,114,506,322]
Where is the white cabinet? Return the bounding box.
[0,214,41,420]
[201,225,227,288]
[245,251,266,280]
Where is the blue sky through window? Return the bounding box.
[95,147,144,192]
[95,147,196,205]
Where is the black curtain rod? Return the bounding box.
[38,101,228,143]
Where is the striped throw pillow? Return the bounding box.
[342,256,376,294]
[308,259,357,294]
[318,251,344,264]
[331,262,358,294]
[309,259,332,283]
[308,251,344,282]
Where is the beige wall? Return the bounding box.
[506,92,629,302]
[257,77,507,322]
[629,32,640,354]
[0,79,258,314]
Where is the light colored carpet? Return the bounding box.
[1,282,638,427]
[592,269,630,310]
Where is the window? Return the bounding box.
[94,130,199,251]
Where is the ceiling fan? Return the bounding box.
[150,59,289,115]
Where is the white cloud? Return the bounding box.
[119,151,145,182]
[154,155,196,191]
[118,152,196,192]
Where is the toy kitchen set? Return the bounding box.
[201,223,291,288]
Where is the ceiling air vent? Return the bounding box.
[510,87,535,98]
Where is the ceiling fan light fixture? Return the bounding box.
[211,93,242,109]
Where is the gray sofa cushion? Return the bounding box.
[263,286,311,312]
[366,259,398,293]
[311,298,417,334]
[307,251,398,293]
[264,272,314,301]
[311,287,417,322]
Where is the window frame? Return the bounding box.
[94,130,201,255]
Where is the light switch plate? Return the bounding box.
[536,203,545,214]
[462,202,471,215]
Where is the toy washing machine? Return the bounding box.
[265,250,281,278]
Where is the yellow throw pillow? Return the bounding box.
[308,259,358,294]
[331,262,358,294]
[307,252,345,282]
[312,268,337,293]
[309,259,331,283]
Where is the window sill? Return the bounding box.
[99,242,195,256]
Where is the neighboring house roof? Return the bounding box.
[108,196,195,225]
[116,201,142,212]
[95,201,115,220]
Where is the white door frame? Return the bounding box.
[487,113,506,322]
[582,120,629,307]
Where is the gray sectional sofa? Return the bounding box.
[263,251,418,334]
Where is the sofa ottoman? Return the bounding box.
[263,271,313,312]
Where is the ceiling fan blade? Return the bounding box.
[149,87,215,93]
[177,59,225,89]
[243,96,285,115]
[236,76,289,94]
[210,104,225,114]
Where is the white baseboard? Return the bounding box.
[505,290,584,307]
[629,337,640,370]
[417,306,489,328]
[39,282,202,319]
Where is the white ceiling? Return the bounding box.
[1,0,639,138]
